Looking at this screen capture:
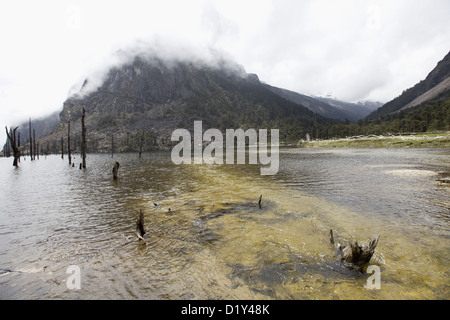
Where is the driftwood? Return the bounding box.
[112,161,120,179]
[330,229,380,269]
[135,209,146,241]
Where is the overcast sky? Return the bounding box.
[1,0,449,144]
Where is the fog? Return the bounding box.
[69,38,246,99]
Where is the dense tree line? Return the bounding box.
[3,89,449,158]
[351,98,450,137]
[183,71,336,143]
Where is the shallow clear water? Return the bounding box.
[0,148,448,299]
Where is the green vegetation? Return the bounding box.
[358,93,450,134]
[298,92,450,144]
[9,53,447,156]
[183,72,336,143]
[119,130,158,152]
[96,115,117,129]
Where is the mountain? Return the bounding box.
[7,49,447,156]
[263,85,381,122]
[356,100,384,113]
[314,97,382,122]
[38,52,334,153]
[264,85,351,121]
[8,111,60,145]
[367,50,450,119]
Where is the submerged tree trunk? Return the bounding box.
[68,120,72,165]
[112,161,120,179]
[135,209,146,241]
[139,129,144,158]
[17,132,20,163]
[5,126,20,167]
[33,129,36,160]
[81,108,86,168]
[29,118,33,161]
[330,229,380,270]
[111,133,114,158]
[61,137,64,159]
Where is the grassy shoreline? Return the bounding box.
[300,133,450,148]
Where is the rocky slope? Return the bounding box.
[41,53,334,153]
[367,50,450,119]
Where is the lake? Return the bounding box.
[0,148,448,299]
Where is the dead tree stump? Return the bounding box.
[5,126,20,167]
[29,119,33,161]
[68,120,72,165]
[112,161,120,179]
[81,107,86,168]
[139,129,144,158]
[330,229,380,270]
[135,209,146,241]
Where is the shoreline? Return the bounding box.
[300,133,450,149]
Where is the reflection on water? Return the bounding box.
[0,148,448,299]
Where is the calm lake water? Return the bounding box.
[0,148,448,299]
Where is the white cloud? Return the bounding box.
[1,0,449,144]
